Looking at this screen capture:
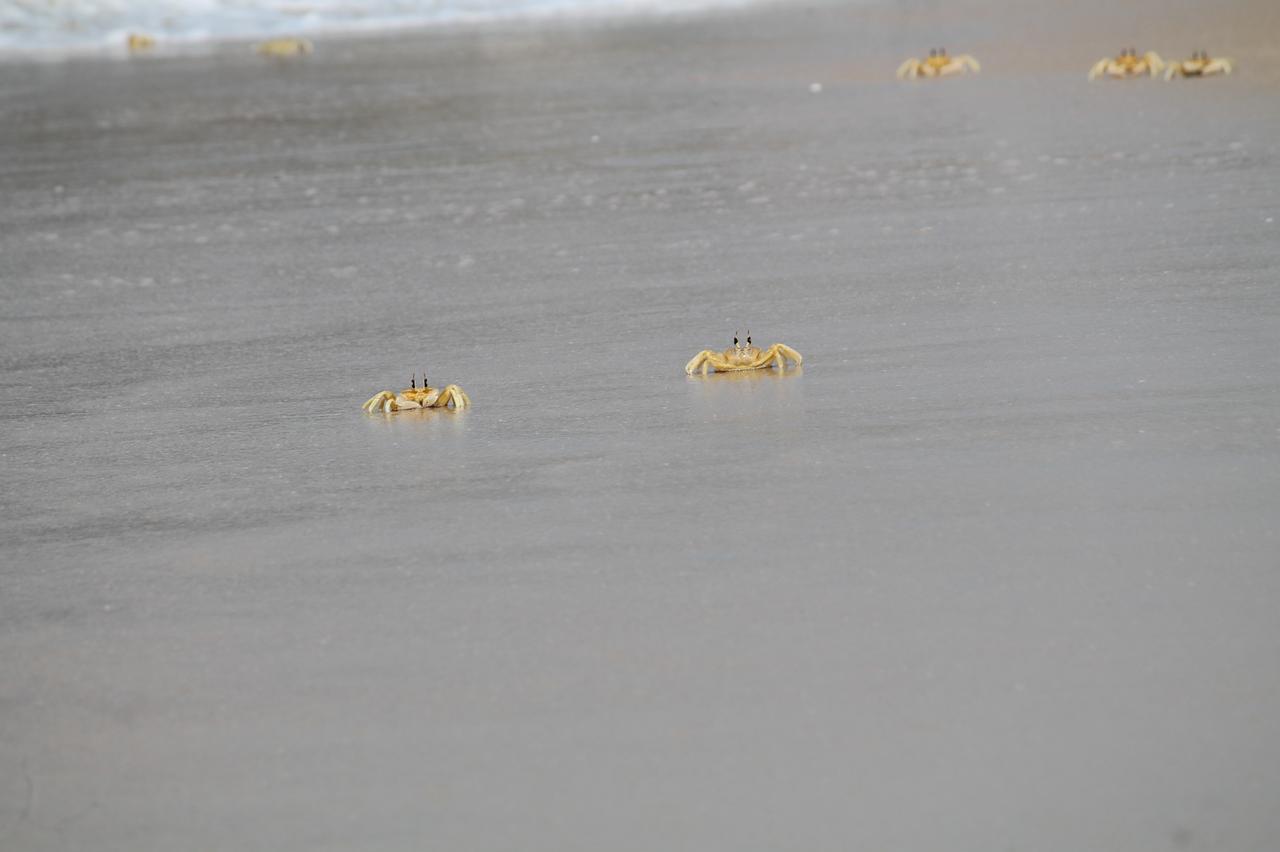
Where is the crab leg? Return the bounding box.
[363,391,396,412]
[362,391,422,412]
[685,351,718,375]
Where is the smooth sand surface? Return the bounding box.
[2,1,1279,849]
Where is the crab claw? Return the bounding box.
[436,385,471,409]
[766,343,804,369]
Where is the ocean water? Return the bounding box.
[0,0,757,55]
[2,1,1280,849]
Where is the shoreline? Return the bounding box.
[4,0,1274,88]
[0,0,784,66]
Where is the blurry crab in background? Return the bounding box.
[1089,48,1164,80]
[256,37,314,57]
[1165,51,1233,79]
[897,48,981,79]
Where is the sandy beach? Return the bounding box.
[2,0,1280,848]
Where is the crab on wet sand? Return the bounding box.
[896,48,980,79]
[685,333,803,375]
[1165,51,1233,79]
[256,37,314,57]
[1089,48,1164,80]
[363,373,470,413]
[126,33,155,52]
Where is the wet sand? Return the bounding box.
[2,1,1280,849]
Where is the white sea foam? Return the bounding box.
[0,0,755,55]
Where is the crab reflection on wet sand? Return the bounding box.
[685,333,803,375]
[362,373,471,413]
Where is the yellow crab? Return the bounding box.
[362,373,470,413]
[896,48,980,80]
[685,332,803,375]
[126,33,155,53]
[1088,48,1164,80]
[256,37,313,57]
[1165,51,1233,79]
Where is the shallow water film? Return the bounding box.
[2,1,1279,849]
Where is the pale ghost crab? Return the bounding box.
[896,48,981,80]
[1165,51,1233,79]
[126,33,155,53]
[256,37,314,57]
[685,332,803,375]
[363,372,470,413]
[1089,48,1164,80]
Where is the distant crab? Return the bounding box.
[1088,48,1164,80]
[363,372,470,413]
[896,48,981,80]
[256,37,314,57]
[685,332,803,375]
[126,33,155,53]
[1165,51,1233,79]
